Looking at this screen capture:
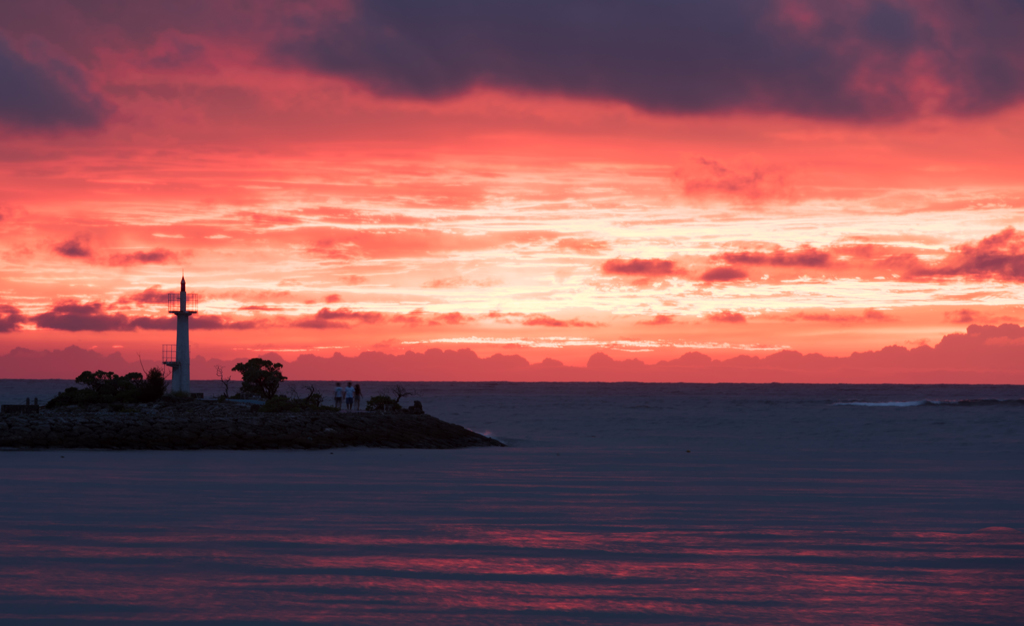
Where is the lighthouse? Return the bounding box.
[162,275,198,394]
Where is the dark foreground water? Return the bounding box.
[1,382,1022,624]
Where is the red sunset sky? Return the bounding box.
[2,0,1024,381]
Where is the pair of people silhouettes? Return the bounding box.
[334,382,362,411]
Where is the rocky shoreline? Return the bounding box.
[0,400,504,450]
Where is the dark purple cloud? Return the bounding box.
[701,266,747,282]
[271,0,1024,122]
[116,286,168,306]
[602,258,677,276]
[720,245,830,267]
[126,315,257,331]
[31,301,129,332]
[908,227,1024,282]
[28,299,259,332]
[108,249,176,265]
[0,304,26,332]
[54,237,90,258]
[295,307,386,328]
[126,316,175,331]
[189,316,258,330]
[0,34,112,130]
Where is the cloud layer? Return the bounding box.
[274,0,1024,121]
[0,34,112,130]
[1,2,1024,377]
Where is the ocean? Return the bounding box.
[1,380,1022,624]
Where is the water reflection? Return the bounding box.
[1,525,1020,623]
[0,449,1020,624]
[1,382,1022,623]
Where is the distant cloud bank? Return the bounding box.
[5,324,1024,384]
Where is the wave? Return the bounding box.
[835,401,929,407]
[835,399,1024,407]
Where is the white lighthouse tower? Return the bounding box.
[162,275,198,394]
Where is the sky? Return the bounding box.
[2,0,1024,380]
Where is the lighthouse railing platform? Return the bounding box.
[161,344,178,366]
[168,292,199,313]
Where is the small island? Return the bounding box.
[0,362,503,450]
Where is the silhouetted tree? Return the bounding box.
[232,358,286,399]
[303,384,323,407]
[47,368,164,407]
[142,367,166,401]
[365,394,400,413]
[215,365,232,398]
[390,385,414,404]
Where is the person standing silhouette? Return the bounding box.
[354,384,362,411]
[344,381,355,411]
[334,382,343,409]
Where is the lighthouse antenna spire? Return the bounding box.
[165,273,196,395]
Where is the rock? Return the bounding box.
[0,401,503,450]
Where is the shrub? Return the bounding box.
[302,384,323,408]
[46,368,166,407]
[46,386,100,408]
[365,394,400,413]
[76,370,141,397]
[140,368,166,402]
[231,358,287,399]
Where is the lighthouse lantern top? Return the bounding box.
[167,292,199,313]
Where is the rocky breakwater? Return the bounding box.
[0,400,504,450]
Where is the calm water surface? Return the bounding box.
[0,382,1021,624]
